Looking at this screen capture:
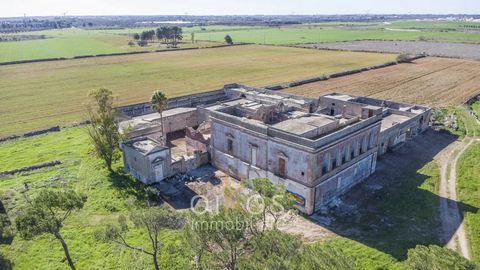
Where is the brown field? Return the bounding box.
[0,45,396,136]
[284,57,480,107]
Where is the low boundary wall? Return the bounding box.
[0,160,62,176]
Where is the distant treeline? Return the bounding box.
[132,26,183,47]
[0,19,73,33]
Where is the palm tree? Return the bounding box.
[150,90,168,143]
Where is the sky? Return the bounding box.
[1,0,479,18]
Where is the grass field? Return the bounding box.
[472,101,480,118]
[457,142,480,263]
[0,125,436,269]
[2,20,480,62]
[195,26,480,45]
[383,20,480,30]
[284,57,480,107]
[0,127,190,269]
[0,45,396,136]
[0,26,230,62]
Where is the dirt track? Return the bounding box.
[302,41,480,60]
[284,57,480,107]
[437,137,473,259]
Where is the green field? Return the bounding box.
[0,26,234,62]
[195,25,480,45]
[472,101,480,119]
[0,45,396,136]
[457,142,480,263]
[0,127,190,269]
[382,20,480,30]
[1,20,480,62]
[0,126,435,269]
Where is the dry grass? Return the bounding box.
[284,57,480,107]
[0,45,395,136]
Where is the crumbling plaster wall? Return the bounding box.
[319,97,365,117]
[122,146,171,185]
[314,153,374,211]
[313,124,380,183]
[378,109,431,155]
[163,110,199,134]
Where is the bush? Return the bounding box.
[137,40,148,47]
[405,245,477,270]
[224,35,233,45]
[397,53,413,63]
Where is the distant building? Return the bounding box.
[119,84,431,214]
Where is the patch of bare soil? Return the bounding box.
[284,57,480,107]
[302,41,480,60]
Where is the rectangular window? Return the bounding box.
[337,177,343,189]
[322,153,330,175]
[278,157,286,177]
[250,146,257,166]
[227,138,233,154]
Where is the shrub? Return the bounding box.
[396,53,413,63]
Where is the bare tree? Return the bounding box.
[95,206,183,270]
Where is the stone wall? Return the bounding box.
[117,89,228,118]
[0,160,62,176]
[0,125,60,143]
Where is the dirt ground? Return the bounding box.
[284,57,480,107]
[302,41,480,60]
[315,129,470,259]
[161,130,475,250]
[162,165,335,241]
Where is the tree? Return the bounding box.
[405,245,477,270]
[156,28,165,43]
[133,33,140,41]
[86,88,121,172]
[140,30,155,42]
[224,35,233,45]
[248,178,295,231]
[171,26,183,47]
[159,27,171,43]
[294,243,354,270]
[240,228,302,269]
[187,206,257,270]
[150,90,168,143]
[15,190,86,270]
[95,206,183,270]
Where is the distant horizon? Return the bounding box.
[2,0,479,18]
[2,13,480,19]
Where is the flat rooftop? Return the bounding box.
[271,113,337,138]
[126,138,164,155]
[380,113,411,132]
[137,107,197,122]
[120,107,197,131]
[323,93,428,115]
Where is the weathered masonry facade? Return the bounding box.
[120,84,431,215]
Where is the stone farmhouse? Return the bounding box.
[119,84,431,215]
